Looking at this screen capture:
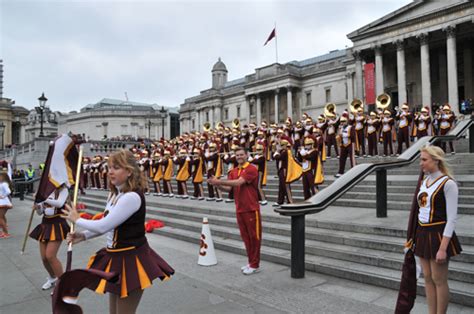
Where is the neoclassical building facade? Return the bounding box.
[58,98,180,141]
[180,0,473,133]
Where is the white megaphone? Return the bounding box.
[198,217,217,266]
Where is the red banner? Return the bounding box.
[364,63,375,105]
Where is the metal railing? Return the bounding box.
[274,117,474,278]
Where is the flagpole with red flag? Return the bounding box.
[264,23,278,63]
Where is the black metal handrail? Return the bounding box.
[273,117,473,278]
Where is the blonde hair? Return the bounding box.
[108,150,147,195]
[420,145,453,178]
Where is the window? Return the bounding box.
[224,108,229,120]
[192,119,195,130]
[249,103,254,116]
[206,111,209,122]
[306,92,312,107]
[237,106,241,118]
[325,88,331,103]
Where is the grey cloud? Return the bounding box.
[1,0,411,112]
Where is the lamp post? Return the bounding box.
[36,93,48,137]
[0,122,5,150]
[159,106,167,139]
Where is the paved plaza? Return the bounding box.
[1,199,473,314]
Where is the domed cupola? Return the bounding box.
[212,57,228,89]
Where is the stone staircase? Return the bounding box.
[71,190,474,307]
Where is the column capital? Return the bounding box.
[374,44,383,55]
[416,32,429,45]
[286,85,293,92]
[352,50,362,61]
[275,88,280,94]
[393,39,405,51]
[346,71,354,79]
[443,25,456,38]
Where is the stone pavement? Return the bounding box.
[1,199,472,314]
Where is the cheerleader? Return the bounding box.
[415,145,462,314]
[0,173,13,239]
[62,150,174,314]
[30,184,70,290]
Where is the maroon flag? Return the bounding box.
[264,27,276,46]
[395,170,424,313]
[35,135,79,203]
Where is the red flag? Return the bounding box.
[264,27,276,46]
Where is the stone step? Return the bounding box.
[81,195,474,265]
[151,225,474,307]
[333,199,474,215]
[75,192,474,246]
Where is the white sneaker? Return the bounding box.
[225,198,233,203]
[42,277,57,290]
[241,264,250,271]
[242,267,260,275]
[259,200,268,205]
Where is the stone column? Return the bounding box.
[464,47,473,100]
[445,25,459,114]
[256,94,262,125]
[274,89,279,123]
[215,105,222,123]
[246,97,251,124]
[354,50,364,99]
[394,39,407,106]
[346,71,354,104]
[374,45,384,95]
[197,109,201,130]
[286,87,293,120]
[417,33,432,106]
[209,106,214,127]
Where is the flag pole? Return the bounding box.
[274,22,278,64]
[66,146,83,272]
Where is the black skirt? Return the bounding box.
[29,215,70,242]
[86,240,174,298]
[414,223,462,259]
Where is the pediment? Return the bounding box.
[348,0,469,40]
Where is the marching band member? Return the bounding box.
[190,148,205,200]
[396,103,412,156]
[284,117,294,139]
[249,141,267,205]
[240,125,250,151]
[354,108,366,157]
[30,184,70,290]
[335,116,356,178]
[313,128,325,187]
[223,144,239,203]
[415,107,432,139]
[382,110,395,157]
[325,114,339,159]
[161,150,174,197]
[174,148,190,199]
[272,136,302,206]
[95,156,104,190]
[62,150,174,313]
[366,111,380,157]
[438,104,456,154]
[293,121,304,153]
[204,142,223,202]
[248,123,258,151]
[101,156,109,191]
[297,136,318,200]
[90,156,98,189]
[152,151,163,196]
[303,118,313,138]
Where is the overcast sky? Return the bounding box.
[1,0,412,112]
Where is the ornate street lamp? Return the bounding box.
[35,92,48,137]
[0,122,5,150]
[159,106,167,139]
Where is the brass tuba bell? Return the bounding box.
[232,118,240,129]
[350,98,364,114]
[376,93,391,110]
[324,103,337,118]
[203,122,211,132]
